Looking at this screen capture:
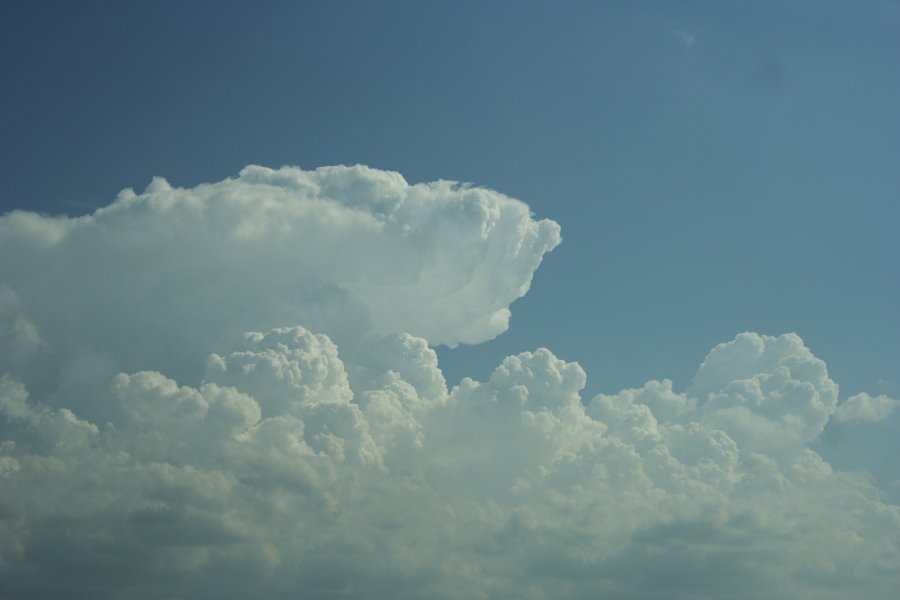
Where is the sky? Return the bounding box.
[0,1,898,599]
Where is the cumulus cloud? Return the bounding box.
[0,166,897,599]
[0,285,42,365]
[690,332,839,451]
[0,164,559,398]
[833,392,898,423]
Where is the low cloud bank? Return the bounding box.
[0,166,896,599]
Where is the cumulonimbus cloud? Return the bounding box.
[0,166,897,599]
[0,164,560,396]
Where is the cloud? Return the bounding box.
[0,164,560,400]
[675,30,696,48]
[689,332,839,451]
[0,285,43,366]
[833,392,898,423]
[1,166,897,599]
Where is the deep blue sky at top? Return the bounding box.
[1,0,897,400]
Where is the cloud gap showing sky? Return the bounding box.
[0,165,897,599]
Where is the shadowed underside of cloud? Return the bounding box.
[0,166,897,599]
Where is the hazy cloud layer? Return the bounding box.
[1,166,897,599]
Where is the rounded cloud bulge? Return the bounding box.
[0,164,560,391]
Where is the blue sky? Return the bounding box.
[1,2,898,598]
[2,1,896,399]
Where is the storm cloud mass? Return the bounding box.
[0,166,897,599]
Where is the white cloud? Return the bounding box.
[0,166,897,599]
[689,332,839,453]
[0,285,43,365]
[0,164,560,402]
[833,392,898,423]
